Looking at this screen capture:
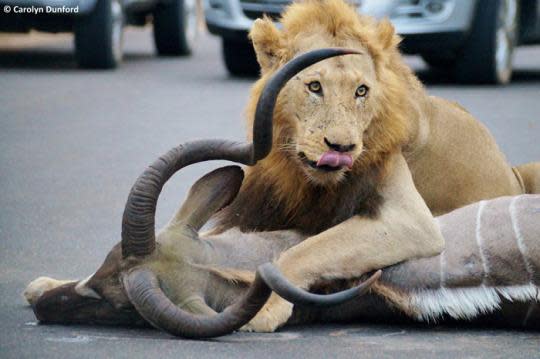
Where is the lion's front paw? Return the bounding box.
[23,277,73,305]
[239,294,293,333]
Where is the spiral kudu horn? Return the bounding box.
[259,264,382,307]
[121,48,360,258]
[121,48,364,338]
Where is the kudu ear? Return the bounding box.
[169,166,244,230]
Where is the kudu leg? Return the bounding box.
[177,296,218,316]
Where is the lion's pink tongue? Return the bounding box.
[317,151,353,169]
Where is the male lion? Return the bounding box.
[209,0,539,332]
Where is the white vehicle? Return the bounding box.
[0,0,199,68]
[205,0,540,84]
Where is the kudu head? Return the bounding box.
[30,48,381,339]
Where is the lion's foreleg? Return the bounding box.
[242,153,444,332]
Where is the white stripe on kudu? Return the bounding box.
[435,217,446,288]
[475,200,490,284]
[510,195,534,281]
[408,195,540,322]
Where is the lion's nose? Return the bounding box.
[324,137,356,153]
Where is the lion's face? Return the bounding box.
[248,1,407,187]
[279,51,379,184]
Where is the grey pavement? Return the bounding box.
[1,28,539,359]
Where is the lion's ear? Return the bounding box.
[249,17,284,73]
[376,18,399,50]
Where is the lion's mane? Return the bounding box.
[215,0,421,234]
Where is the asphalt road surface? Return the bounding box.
[1,28,539,359]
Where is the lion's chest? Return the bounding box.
[216,170,383,235]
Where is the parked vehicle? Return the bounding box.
[204,0,540,84]
[0,0,199,68]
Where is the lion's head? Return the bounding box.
[246,0,413,187]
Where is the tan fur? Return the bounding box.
[192,264,255,286]
[245,5,411,194]
[515,162,540,194]
[229,0,539,331]
[240,0,531,218]
[241,153,445,332]
[370,282,418,318]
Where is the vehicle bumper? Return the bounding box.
[205,0,478,51]
[391,0,477,35]
[204,0,253,40]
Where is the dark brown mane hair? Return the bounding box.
[214,154,388,235]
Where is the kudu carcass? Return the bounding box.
[25,163,540,335]
[24,49,379,339]
[25,49,540,338]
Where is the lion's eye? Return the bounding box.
[355,85,369,98]
[307,81,322,94]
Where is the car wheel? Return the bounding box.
[153,0,198,56]
[421,54,456,69]
[455,0,519,84]
[222,39,259,77]
[75,0,123,69]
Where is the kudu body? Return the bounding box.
[163,189,540,329]
[26,166,540,333]
[25,49,540,338]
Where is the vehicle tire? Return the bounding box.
[222,38,260,77]
[153,0,198,56]
[455,0,519,84]
[421,54,456,69]
[74,0,124,69]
